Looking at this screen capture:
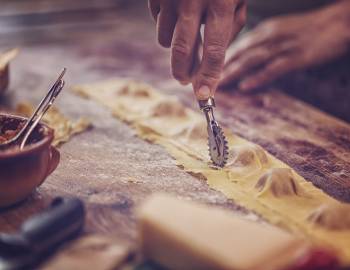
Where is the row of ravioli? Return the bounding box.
[73,79,350,232]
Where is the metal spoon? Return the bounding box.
[0,68,66,150]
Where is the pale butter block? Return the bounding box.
[138,194,304,270]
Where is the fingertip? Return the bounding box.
[196,85,212,100]
[156,17,175,48]
[158,36,172,48]
[171,68,191,84]
[179,79,190,86]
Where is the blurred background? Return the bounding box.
[0,0,349,122]
[0,0,144,46]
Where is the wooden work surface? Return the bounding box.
[0,1,349,250]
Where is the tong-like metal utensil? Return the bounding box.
[0,68,66,150]
[199,97,228,167]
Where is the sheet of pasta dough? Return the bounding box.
[73,79,350,265]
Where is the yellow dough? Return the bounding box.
[255,168,305,198]
[228,144,269,168]
[73,79,350,265]
[151,97,187,118]
[15,102,91,146]
[307,201,350,231]
[0,48,18,70]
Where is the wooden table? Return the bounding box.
[0,1,349,251]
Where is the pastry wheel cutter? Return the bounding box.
[198,97,228,167]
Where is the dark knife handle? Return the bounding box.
[21,197,85,253]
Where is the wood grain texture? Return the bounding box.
[0,1,349,252]
[215,91,350,201]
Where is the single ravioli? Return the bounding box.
[139,96,196,137]
[255,168,305,198]
[118,82,153,98]
[114,81,164,122]
[227,144,269,168]
[182,119,208,142]
[74,79,161,123]
[151,98,187,118]
[307,201,350,231]
[73,79,126,108]
[225,144,270,179]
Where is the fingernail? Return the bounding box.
[197,85,211,100]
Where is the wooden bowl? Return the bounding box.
[0,114,60,207]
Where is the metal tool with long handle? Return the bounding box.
[198,97,229,167]
[0,68,66,150]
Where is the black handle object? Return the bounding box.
[21,197,85,253]
[0,197,85,270]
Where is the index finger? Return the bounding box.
[171,1,203,84]
[194,1,243,100]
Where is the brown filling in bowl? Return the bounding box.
[0,115,50,152]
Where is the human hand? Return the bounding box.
[149,0,246,100]
[220,1,350,92]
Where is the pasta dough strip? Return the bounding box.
[73,79,350,265]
